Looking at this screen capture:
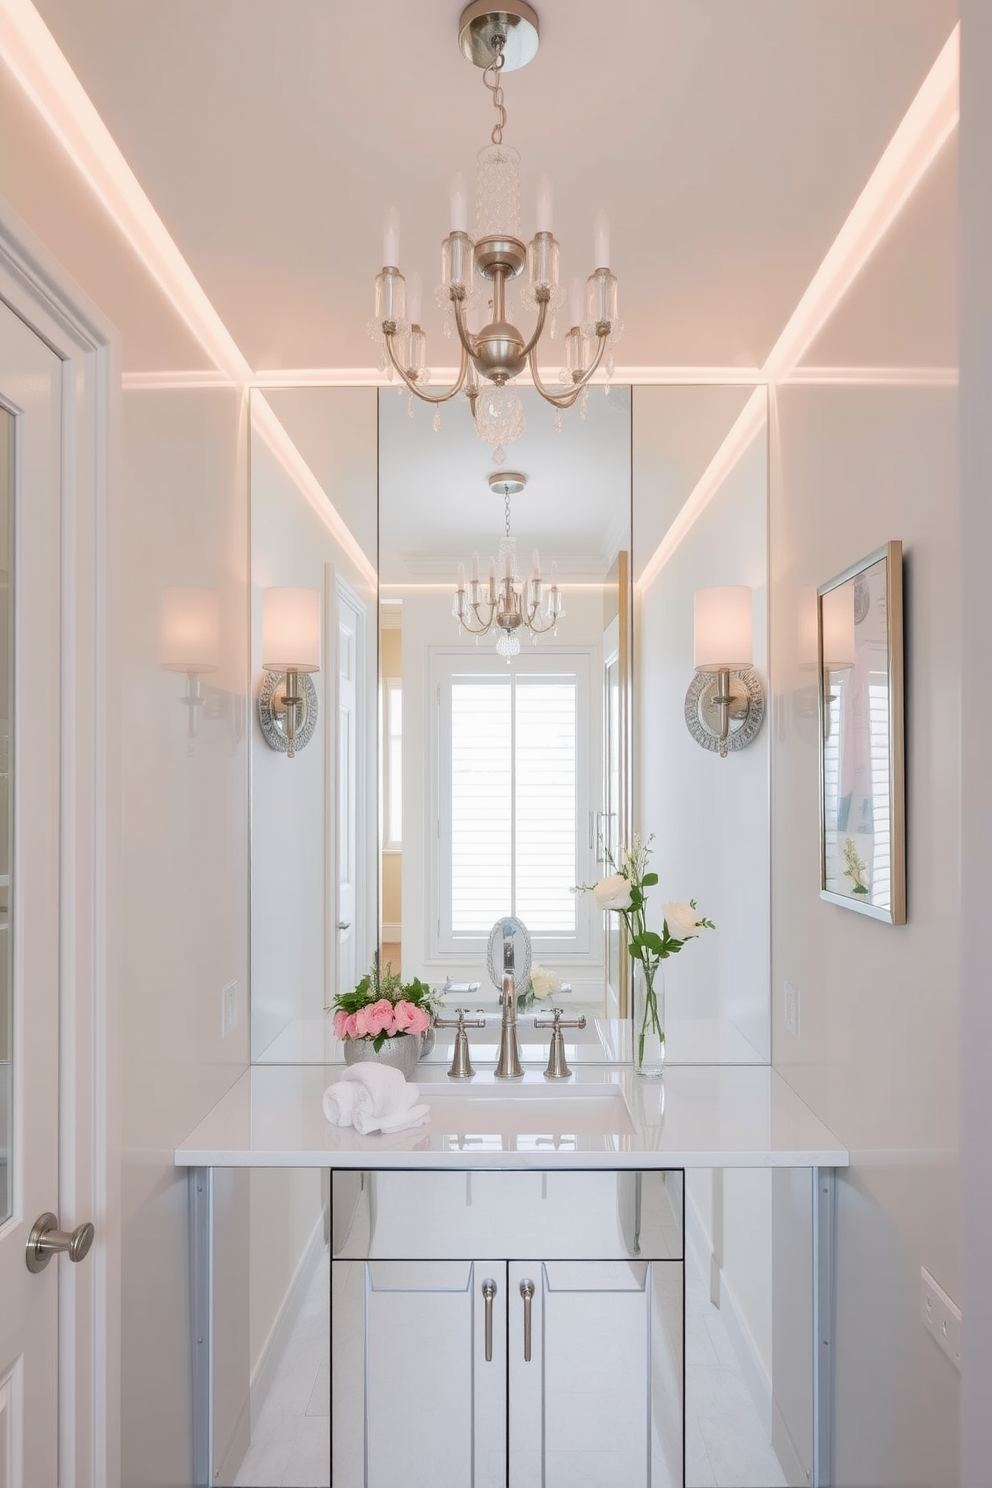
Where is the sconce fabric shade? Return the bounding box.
[262,587,321,673]
[693,586,753,671]
[820,584,856,670]
[160,587,220,673]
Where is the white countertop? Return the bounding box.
[174,1063,849,1170]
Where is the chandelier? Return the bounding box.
[369,2,621,461]
[453,471,564,659]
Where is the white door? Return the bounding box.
[0,301,66,1486]
[334,576,365,995]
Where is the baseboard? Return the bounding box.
[381,922,401,942]
[684,1189,774,1438]
[249,1215,327,1433]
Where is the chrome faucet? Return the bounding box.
[494,923,524,1080]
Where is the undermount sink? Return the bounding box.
[416,1081,636,1137]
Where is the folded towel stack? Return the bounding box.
[322,1061,430,1135]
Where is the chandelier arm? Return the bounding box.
[451,294,480,364]
[523,610,559,635]
[382,332,470,404]
[527,329,610,408]
[517,296,550,361]
[458,605,497,636]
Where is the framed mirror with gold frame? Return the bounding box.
[817,540,905,924]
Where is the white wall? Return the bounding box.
[959,7,992,1480]
[769,143,960,1485]
[120,388,251,1488]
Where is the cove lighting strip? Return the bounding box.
[251,393,377,588]
[0,0,251,383]
[635,23,960,590]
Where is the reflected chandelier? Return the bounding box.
[453,471,564,660]
[369,2,622,462]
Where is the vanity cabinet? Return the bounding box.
[330,1170,684,1488]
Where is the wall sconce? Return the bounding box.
[257,586,321,758]
[684,586,765,758]
[160,587,221,744]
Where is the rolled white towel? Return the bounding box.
[339,1061,420,1114]
[322,1082,360,1127]
[337,1060,429,1136]
[352,1101,431,1136]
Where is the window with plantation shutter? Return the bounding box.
[432,649,594,958]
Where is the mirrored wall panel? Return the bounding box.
[248,384,771,1067]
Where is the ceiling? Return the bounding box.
[30,0,957,378]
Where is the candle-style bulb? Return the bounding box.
[532,549,541,580]
[383,207,400,268]
[407,270,422,327]
[593,209,610,270]
[449,172,468,233]
[457,561,466,591]
[471,551,480,582]
[536,176,554,234]
[568,276,584,329]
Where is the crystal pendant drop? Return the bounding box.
[495,629,521,661]
[473,386,526,455]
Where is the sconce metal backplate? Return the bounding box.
[257,671,318,753]
[684,669,764,754]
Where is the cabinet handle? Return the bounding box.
[482,1278,497,1362]
[520,1278,535,1362]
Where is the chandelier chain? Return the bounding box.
[483,35,507,145]
[504,489,512,540]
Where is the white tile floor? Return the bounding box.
[233,1258,330,1488]
[684,1245,788,1488]
[235,1237,788,1488]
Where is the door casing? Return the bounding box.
[0,196,120,1488]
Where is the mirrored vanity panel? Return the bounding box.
[330,1168,684,1488]
[331,1168,683,1260]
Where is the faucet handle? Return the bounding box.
[533,1007,587,1080]
[434,1007,486,1080]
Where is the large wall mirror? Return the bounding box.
[248,382,770,1067]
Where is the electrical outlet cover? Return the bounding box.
[921,1266,961,1371]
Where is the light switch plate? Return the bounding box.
[921,1266,961,1371]
[221,980,237,1039]
[784,980,800,1038]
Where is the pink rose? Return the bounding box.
[343,1013,360,1039]
[332,1009,349,1040]
[365,998,395,1037]
[393,1000,429,1035]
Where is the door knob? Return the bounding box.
[337,921,351,931]
[25,1212,95,1273]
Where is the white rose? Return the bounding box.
[593,873,633,912]
[663,901,701,939]
[528,965,561,1000]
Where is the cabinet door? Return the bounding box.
[508,1260,684,1488]
[331,1259,506,1488]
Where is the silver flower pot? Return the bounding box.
[343,1033,421,1080]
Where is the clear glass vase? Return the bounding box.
[633,958,665,1078]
